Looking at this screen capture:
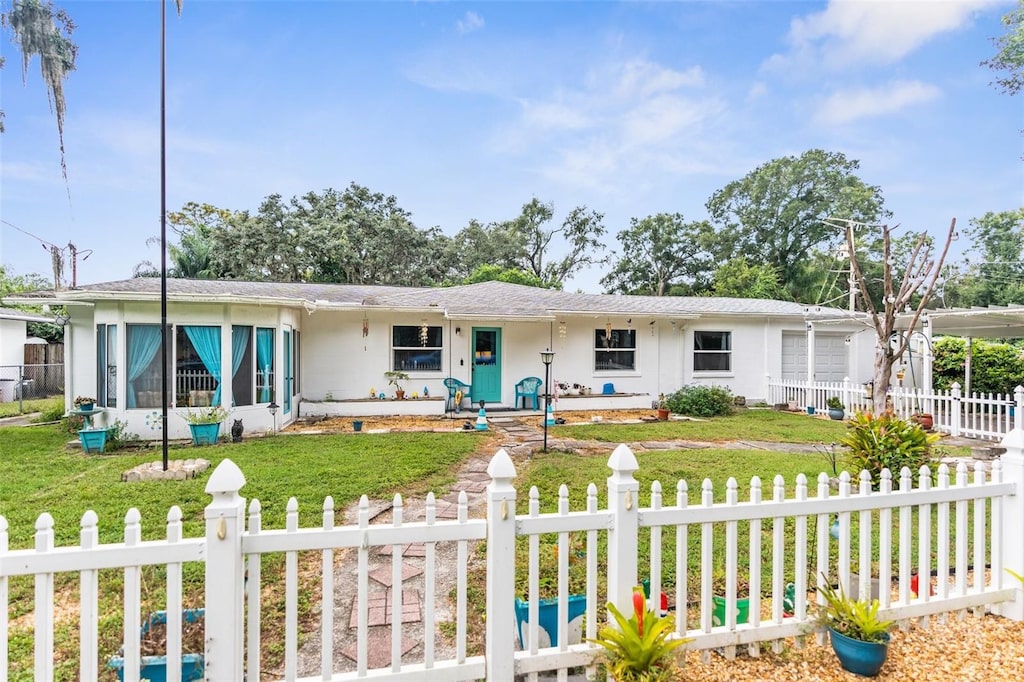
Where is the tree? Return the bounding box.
[983,0,1024,95]
[709,258,788,299]
[706,149,887,299]
[0,264,62,342]
[840,218,958,414]
[962,208,1024,306]
[1,0,77,180]
[601,213,715,295]
[462,265,548,288]
[505,198,607,287]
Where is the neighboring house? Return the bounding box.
[0,307,55,402]
[3,279,874,439]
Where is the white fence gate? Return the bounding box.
[4,431,1024,681]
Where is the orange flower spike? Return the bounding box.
[633,588,645,636]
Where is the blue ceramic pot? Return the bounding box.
[829,628,889,677]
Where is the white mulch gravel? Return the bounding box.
[680,613,1024,681]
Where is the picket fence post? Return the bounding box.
[486,449,517,680]
[607,444,640,617]
[951,383,962,437]
[999,418,1024,620]
[203,459,247,681]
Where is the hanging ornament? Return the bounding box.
[419,319,429,346]
[558,321,567,339]
[362,316,369,338]
[605,320,612,338]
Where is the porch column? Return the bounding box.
[806,322,816,410]
[922,317,934,414]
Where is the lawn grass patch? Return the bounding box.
[1,423,484,680]
[553,409,847,443]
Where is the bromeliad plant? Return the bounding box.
[839,411,939,487]
[815,577,893,644]
[588,587,689,682]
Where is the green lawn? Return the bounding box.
[552,408,849,443]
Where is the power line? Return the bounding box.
[1,219,92,288]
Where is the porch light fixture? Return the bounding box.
[455,326,462,336]
[540,349,555,453]
[54,312,70,326]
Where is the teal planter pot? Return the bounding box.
[107,609,205,682]
[188,422,221,446]
[78,428,108,453]
[829,628,889,677]
[514,594,587,648]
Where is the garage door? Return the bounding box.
[781,333,848,382]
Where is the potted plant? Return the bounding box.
[816,577,894,677]
[588,586,689,681]
[656,394,670,421]
[74,395,96,412]
[180,405,229,446]
[384,370,410,400]
[826,397,845,420]
[911,411,934,431]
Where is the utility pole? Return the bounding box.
[847,223,856,312]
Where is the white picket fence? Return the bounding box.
[768,381,1024,441]
[4,434,1024,681]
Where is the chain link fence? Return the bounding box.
[0,364,65,405]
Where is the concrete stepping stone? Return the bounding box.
[451,480,489,493]
[367,563,423,588]
[348,589,421,628]
[463,471,491,482]
[339,629,418,666]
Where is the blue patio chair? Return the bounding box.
[514,376,543,410]
[443,377,472,412]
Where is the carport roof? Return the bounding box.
[903,304,1024,339]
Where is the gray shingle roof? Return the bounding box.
[3,278,837,319]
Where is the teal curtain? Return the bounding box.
[127,325,161,408]
[185,326,222,406]
[231,326,250,406]
[256,328,274,403]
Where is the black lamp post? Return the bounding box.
[268,401,279,432]
[540,349,554,452]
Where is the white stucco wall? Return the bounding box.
[0,318,28,367]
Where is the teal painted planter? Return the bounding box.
[107,609,205,682]
[514,594,587,649]
[78,428,108,453]
[829,628,889,677]
[188,422,221,446]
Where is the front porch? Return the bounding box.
[298,392,654,418]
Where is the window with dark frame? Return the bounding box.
[392,325,443,371]
[693,330,731,371]
[594,328,636,371]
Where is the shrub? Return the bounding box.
[839,412,938,485]
[106,419,141,451]
[665,385,735,418]
[35,401,66,423]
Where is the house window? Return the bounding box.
[392,325,442,371]
[232,325,254,407]
[694,331,731,371]
[126,324,167,409]
[96,324,117,408]
[256,327,275,404]
[594,329,636,371]
[176,326,221,407]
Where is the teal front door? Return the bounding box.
[472,327,502,404]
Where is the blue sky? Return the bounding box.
[2,0,1021,294]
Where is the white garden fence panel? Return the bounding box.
[3,435,1024,681]
[768,381,1024,441]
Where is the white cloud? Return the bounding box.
[815,80,942,125]
[747,82,768,101]
[768,0,1001,70]
[456,11,485,35]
